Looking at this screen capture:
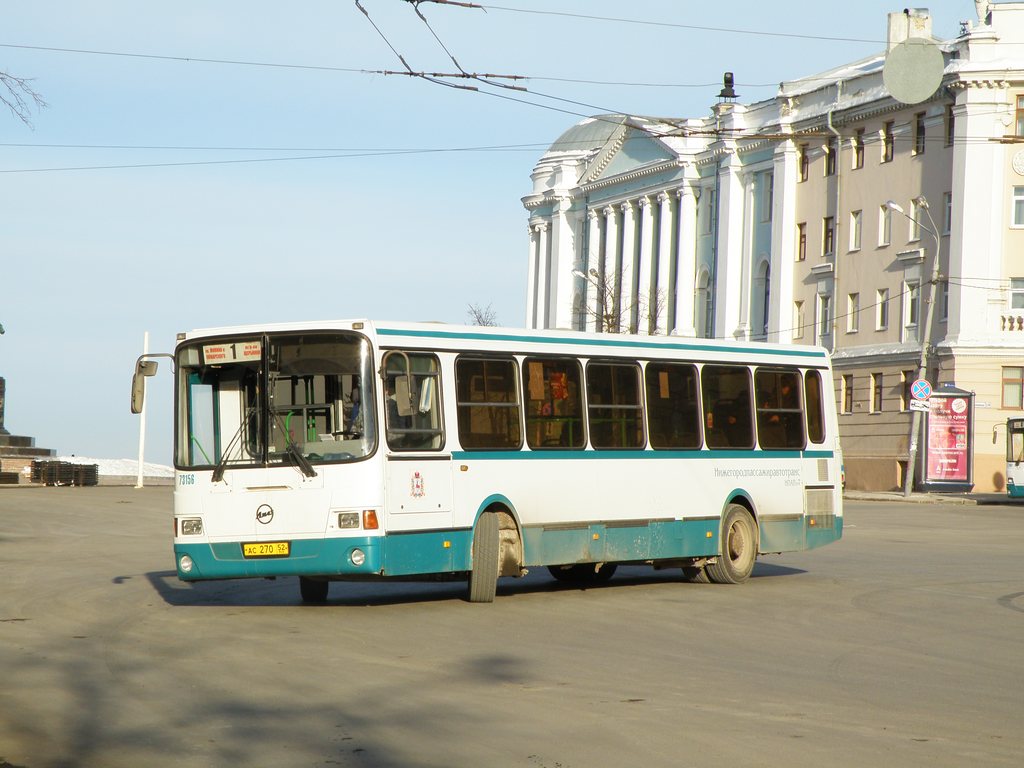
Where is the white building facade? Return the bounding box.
[523,3,1024,492]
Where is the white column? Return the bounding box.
[619,200,637,333]
[716,154,746,339]
[549,197,579,330]
[534,222,550,328]
[637,196,655,334]
[584,210,602,332]
[655,192,674,334]
[601,206,618,332]
[526,223,539,328]
[770,140,798,343]
[673,186,698,337]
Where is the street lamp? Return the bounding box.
[884,197,942,496]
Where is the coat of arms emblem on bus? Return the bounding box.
[410,471,425,498]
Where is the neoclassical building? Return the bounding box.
[523,2,1024,492]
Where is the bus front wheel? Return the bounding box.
[468,513,500,603]
[299,576,329,604]
[705,505,757,584]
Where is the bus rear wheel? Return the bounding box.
[705,505,758,584]
[468,513,500,603]
[299,576,329,604]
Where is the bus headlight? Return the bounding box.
[181,518,203,535]
[350,548,366,567]
[338,512,360,529]
[179,554,194,574]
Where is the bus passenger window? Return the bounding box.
[587,361,644,449]
[755,368,805,449]
[701,365,754,449]
[804,370,826,444]
[645,363,701,449]
[381,352,444,451]
[523,357,585,449]
[455,357,522,450]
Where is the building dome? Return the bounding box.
[544,114,627,157]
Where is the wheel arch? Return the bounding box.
[722,489,760,551]
[472,494,524,576]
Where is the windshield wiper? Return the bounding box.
[269,410,319,479]
[285,443,318,478]
[211,406,257,483]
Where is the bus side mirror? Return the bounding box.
[131,360,158,414]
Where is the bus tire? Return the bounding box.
[705,505,758,584]
[299,576,329,604]
[468,513,500,603]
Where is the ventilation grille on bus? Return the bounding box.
[804,488,835,516]
[817,459,830,483]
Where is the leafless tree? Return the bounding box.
[1,70,47,127]
[576,268,666,335]
[466,302,499,326]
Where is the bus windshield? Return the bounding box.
[175,332,376,471]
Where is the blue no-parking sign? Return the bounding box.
[911,379,932,401]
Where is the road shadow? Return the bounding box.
[144,560,808,608]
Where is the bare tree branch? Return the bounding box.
[467,302,499,326]
[0,70,47,127]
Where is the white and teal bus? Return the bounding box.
[133,320,842,603]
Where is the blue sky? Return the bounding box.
[0,1,966,464]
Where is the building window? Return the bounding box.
[913,112,926,155]
[903,281,921,342]
[909,199,921,241]
[796,222,807,261]
[842,374,854,414]
[761,173,774,222]
[823,216,835,256]
[945,104,955,146]
[703,189,716,235]
[824,137,837,176]
[940,280,949,322]
[1013,187,1024,227]
[798,144,809,182]
[853,129,865,169]
[1017,95,1024,137]
[793,300,805,340]
[879,204,891,246]
[876,288,889,330]
[817,293,832,343]
[847,293,860,333]
[1010,278,1024,310]
[901,370,916,411]
[943,192,953,235]
[871,372,884,413]
[1002,366,1024,409]
[849,209,862,251]
[882,121,894,163]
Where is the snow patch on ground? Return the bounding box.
[57,456,174,477]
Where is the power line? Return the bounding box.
[477,4,884,45]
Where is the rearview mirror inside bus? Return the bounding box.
[131,360,158,414]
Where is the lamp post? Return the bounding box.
[885,197,942,497]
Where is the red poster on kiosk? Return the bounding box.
[923,389,973,491]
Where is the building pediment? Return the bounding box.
[582,125,680,185]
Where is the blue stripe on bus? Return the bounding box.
[174,514,842,582]
[376,327,828,359]
[450,449,833,461]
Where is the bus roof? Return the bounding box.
[178,319,830,364]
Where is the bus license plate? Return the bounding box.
[242,541,290,558]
